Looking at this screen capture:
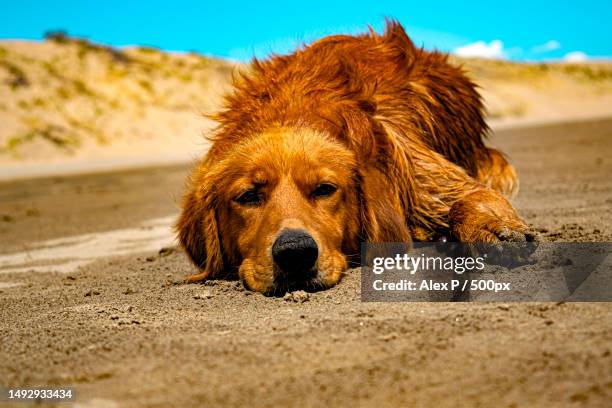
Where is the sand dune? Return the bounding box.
[454,57,612,127]
[0,36,235,168]
[1,36,612,173]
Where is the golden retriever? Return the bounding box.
[176,21,536,295]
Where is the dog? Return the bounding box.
[176,21,536,295]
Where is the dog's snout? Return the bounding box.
[272,229,318,272]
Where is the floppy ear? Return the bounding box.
[358,166,412,243]
[333,69,414,244]
[175,170,225,282]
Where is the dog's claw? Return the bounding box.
[497,227,526,242]
[497,227,540,243]
[486,227,540,266]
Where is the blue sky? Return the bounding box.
[1,1,610,62]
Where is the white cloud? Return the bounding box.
[453,40,505,59]
[531,40,561,54]
[563,51,588,63]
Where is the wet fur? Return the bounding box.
[176,21,531,290]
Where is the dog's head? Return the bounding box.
[176,38,421,294]
[177,123,414,295]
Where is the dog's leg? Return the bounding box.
[475,148,519,198]
[447,189,537,243]
[410,144,535,243]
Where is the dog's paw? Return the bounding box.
[497,226,540,243]
[449,190,540,265]
[480,226,541,265]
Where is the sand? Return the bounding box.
[0,118,611,407]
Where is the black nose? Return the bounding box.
[272,229,318,273]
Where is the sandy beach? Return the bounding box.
[1,117,611,407]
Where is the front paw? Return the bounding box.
[497,226,540,243]
[449,190,539,264]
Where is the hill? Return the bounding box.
[0,35,235,165]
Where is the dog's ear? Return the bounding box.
[357,166,412,243]
[175,170,224,281]
[354,118,419,244]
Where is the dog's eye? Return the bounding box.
[234,189,262,206]
[312,183,337,198]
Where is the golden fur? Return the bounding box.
[176,21,535,294]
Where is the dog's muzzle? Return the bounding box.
[272,229,318,276]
